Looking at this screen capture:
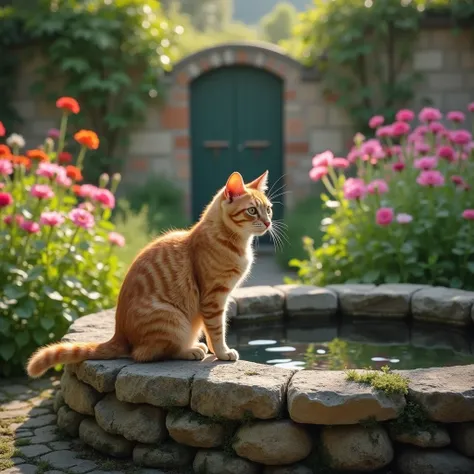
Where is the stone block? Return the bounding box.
[94,393,166,444]
[461,52,474,70]
[233,420,312,465]
[412,287,474,326]
[53,390,65,413]
[61,309,115,344]
[288,370,406,425]
[413,51,443,71]
[328,106,352,127]
[397,448,474,474]
[411,323,470,354]
[322,425,393,471]
[428,73,463,91]
[310,129,344,154]
[264,466,313,474]
[60,371,102,416]
[133,442,195,469]
[445,92,472,111]
[193,450,260,474]
[79,418,133,458]
[56,406,85,437]
[129,131,172,155]
[400,366,474,422]
[274,284,337,318]
[389,425,450,448]
[166,409,224,448]
[451,422,474,457]
[191,360,294,420]
[305,105,327,127]
[231,286,285,322]
[12,100,36,120]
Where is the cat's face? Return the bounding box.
[221,171,273,236]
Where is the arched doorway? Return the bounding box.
[190,65,284,239]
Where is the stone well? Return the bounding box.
[56,284,474,473]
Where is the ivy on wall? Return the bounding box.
[282,0,474,133]
[0,0,181,182]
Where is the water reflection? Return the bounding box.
[231,318,474,371]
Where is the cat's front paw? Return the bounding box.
[215,348,239,361]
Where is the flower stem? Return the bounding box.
[76,147,87,170]
[56,113,69,160]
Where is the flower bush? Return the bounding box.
[0,98,126,376]
[290,102,474,289]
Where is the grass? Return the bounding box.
[36,460,53,474]
[275,194,325,270]
[345,365,409,395]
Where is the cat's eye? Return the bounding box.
[247,207,257,216]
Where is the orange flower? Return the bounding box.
[74,130,99,150]
[0,144,11,156]
[66,165,83,182]
[12,155,31,169]
[72,184,82,195]
[56,97,80,114]
[27,149,49,162]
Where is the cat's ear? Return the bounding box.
[247,170,269,192]
[224,172,246,201]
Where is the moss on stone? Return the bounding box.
[389,399,437,436]
[345,365,409,395]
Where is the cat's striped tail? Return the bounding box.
[26,338,128,378]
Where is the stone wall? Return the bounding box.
[53,283,474,473]
[10,26,474,215]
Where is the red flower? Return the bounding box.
[56,97,80,114]
[0,144,10,156]
[74,130,99,150]
[72,184,82,195]
[66,165,83,182]
[58,151,73,164]
[27,149,49,162]
[0,192,13,208]
[0,121,5,137]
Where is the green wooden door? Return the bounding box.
[190,66,284,238]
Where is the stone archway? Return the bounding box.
[161,42,312,218]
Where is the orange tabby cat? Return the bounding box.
[26,170,273,377]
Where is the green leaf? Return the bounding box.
[4,284,27,300]
[385,274,401,284]
[288,258,302,268]
[40,317,55,331]
[14,299,36,320]
[467,263,474,274]
[450,277,463,289]
[8,268,28,280]
[99,221,115,231]
[0,342,15,361]
[0,317,11,335]
[44,286,63,302]
[14,331,30,348]
[436,210,450,218]
[32,329,50,346]
[26,265,45,282]
[361,270,380,284]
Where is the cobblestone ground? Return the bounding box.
[0,376,178,474]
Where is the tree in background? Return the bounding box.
[260,2,297,44]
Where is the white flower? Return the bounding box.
[6,133,25,149]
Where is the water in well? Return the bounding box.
[228,318,474,371]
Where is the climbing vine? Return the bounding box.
[283,0,474,133]
[0,0,181,181]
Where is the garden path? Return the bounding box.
[243,248,294,287]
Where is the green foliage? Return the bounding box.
[0,102,124,376]
[345,365,409,395]
[389,399,436,436]
[260,2,297,44]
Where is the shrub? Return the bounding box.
[290,103,474,289]
[0,98,125,376]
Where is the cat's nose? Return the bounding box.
[263,221,271,228]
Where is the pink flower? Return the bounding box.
[376,125,393,138]
[438,145,456,162]
[36,162,66,179]
[468,103,474,113]
[391,121,411,136]
[395,109,415,122]
[0,159,13,176]
[47,128,61,140]
[396,213,413,224]
[330,158,350,169]
[392,162,405,172]
[108,232,126,247]
[414,142,430,154]
[414,156,438,170]
[376,207,394,226]
[412,125,429,136]
[367,179,389,195]
[40,211,65,227]
[369,115,384,128]
[462,209,474,220]
[69,208,95,229]
[56,173,72,187]
[419,107,442,123]
[451,175,466,187]
[79,202,95,212]
[31,184,54,200]
[20,220,40,234]
[312,151,333,168]
[347,148,360,163]
[309,166,328,181]
[92,189,115,209]
[343,178,367,200]
[77,184,99,199]
[450,130,472,146]
[428,122,444,134]
[360,139,384,160]
[416,170,445,187]
[447,111,465,123]
[0,192,13,208]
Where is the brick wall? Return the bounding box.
[10,27,474,218]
